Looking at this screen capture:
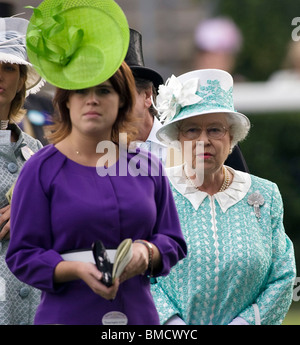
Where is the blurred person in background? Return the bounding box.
[269,40,300,81]
[193,16,243,80]
[21,92,54,146]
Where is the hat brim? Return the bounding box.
[27,1,129,90]
[156,108,250,145]
[0,52,44,95]
[130,65,164,90]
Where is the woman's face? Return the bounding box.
[178,113,232,175]
[0,63,24,117]
[66,80,123,139]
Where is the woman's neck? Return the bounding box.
[56,131,119,167]
[0,107,10,130]
[0,105,10,120]
[184,164,232,196]
[0,119,9,130]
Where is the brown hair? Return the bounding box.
[47,61,139,146]
[9,64,27,123]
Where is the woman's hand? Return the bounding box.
[0,205,11,240]
[78,262,120,300]
[54,261,119,300]
[119,242,149,283]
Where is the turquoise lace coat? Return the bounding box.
[151,166,296,325]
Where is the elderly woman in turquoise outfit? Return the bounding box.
[151,69,296,325]
[0,17,44,324]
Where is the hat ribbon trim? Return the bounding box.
[26,4,84,66]
[0,35,26,48]
[0,31,27,61]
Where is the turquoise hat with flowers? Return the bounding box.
[155,68,250,145]
[26,0,129,90]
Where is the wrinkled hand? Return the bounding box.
[119,242,149,283]
[0,205,11,240]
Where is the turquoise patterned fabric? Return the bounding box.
[151,168,296,325]
[176,80,235,121]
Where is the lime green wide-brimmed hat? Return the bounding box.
[26,0,130,90]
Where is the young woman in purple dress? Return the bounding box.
[6,62,187,325]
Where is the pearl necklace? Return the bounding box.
[0,120,9,130]
[218,166,231,192]
[183,164,231,193]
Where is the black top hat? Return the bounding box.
[125,29,164,90]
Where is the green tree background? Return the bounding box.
[217,0,300,81]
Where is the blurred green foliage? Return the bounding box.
[283,302,300,325]
[217,0,300,81]
[240,113,300,268]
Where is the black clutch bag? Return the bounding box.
[92,240,113,287]
[92,238,132,288]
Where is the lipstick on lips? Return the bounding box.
[204,152,213,159]
[197,152,213,159]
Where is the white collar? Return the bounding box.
[167,164,252,212]
[147,117,167,147]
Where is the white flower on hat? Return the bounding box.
[156,75,203,123]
